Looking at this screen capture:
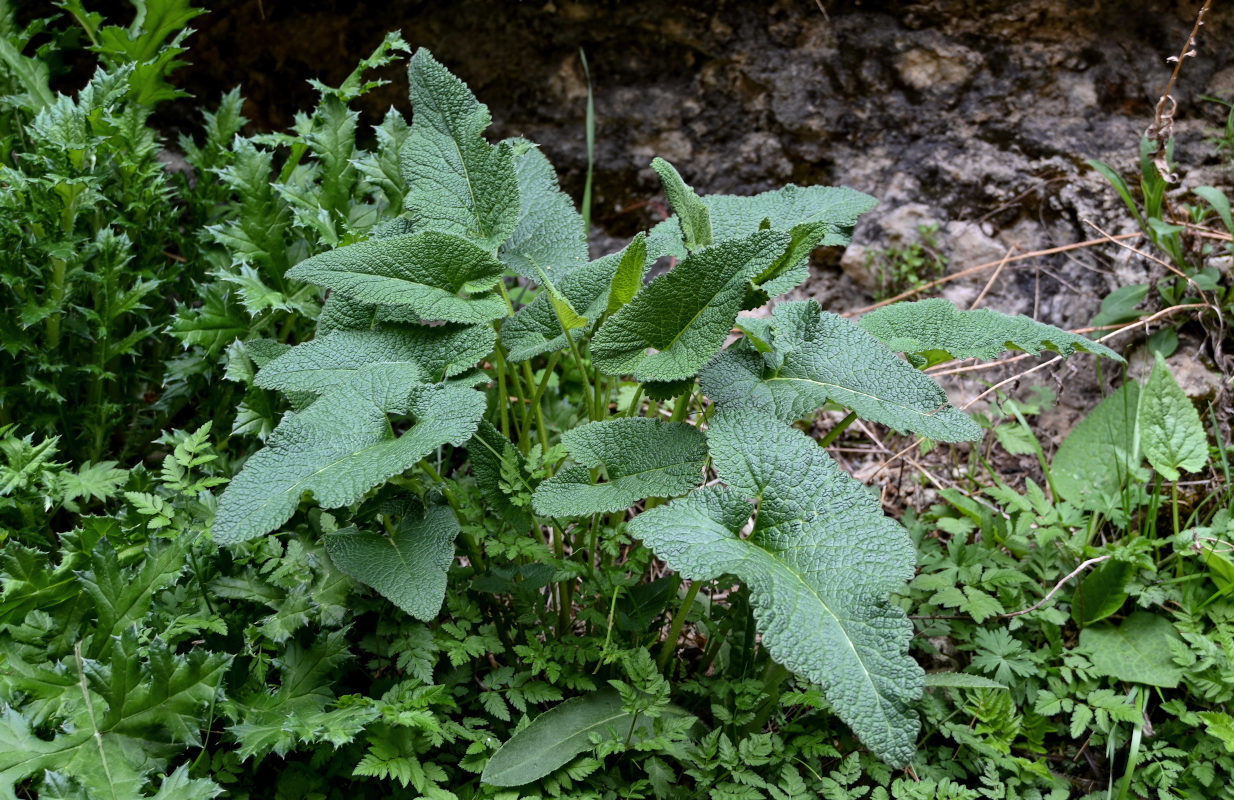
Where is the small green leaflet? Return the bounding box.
[213,365,485,544]
[591,231,790,381]
[324,501,459,621]
[858,298,1124,368]
[499,139,588,280]
[651,158,712,252]
[701,301,981,442]
[1052,381,1141,510]
[286,231,508,323]
[1138,353,1207,481]
[1199,711,1234,753]
[481,688,676,787]
[400,48,519,250]
[629,409,922,766]
[532,418,707,517]
[255,322,495,393]
[923,673,1009,690]
[1078,611,1183,688]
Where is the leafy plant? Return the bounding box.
[211,47,1122,782]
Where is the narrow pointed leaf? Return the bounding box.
[591,231,790,381]
[859,298,1123,368]
[606,232,646,316]
[324,502,459,620]
[213,366,485,544]
[499,140,588,280]
[629,409,922,766]
[532,418,707,517]
[701,301,981,441]
[652,158,712,251]
[286,231,507,323]
[1138,352,1207,480]
[401,48,519,249]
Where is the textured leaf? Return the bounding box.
[482,688,660,787]
[468,420,534,530]
[1052,381,1141,510]
[213,365,484,544]
[532,418,706,517]
[1079,611,1182,688]
[500,223,680,362]
[652,158,712,252]
[1138,353,1207,481]
[255,322,494,393]
[705,184,877,296]
[499,140,588,280]
[629,409,922,765]
[923,673,1009,690]
[401,48,519,250]
[859,299,1123,368]
[591,231,790,381]
[286,231,507,323]
[1071,558,1133,627]
[701,302,981,441]
[606,232,646,316]
[324,501,458,620]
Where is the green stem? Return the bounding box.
[521,361,551,453]
[493,333,511,439]
[669,390,693,423]
[744,660,790,736]
[818,411,858,447]
[625,384,645,417]
[657,580,701,674]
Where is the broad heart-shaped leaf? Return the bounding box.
[1079,611,1183,688]
[652,157,712,252]
[213,365,485,544]
[653,184,878,297]
[629,409,922,766]
[400,48,519,250]
[532,418,707,517]
[499,139,588,280]
[255,322,495,394]
[286,231,508,323]
[324,501,459,620]
[1138,353,1207,481]
[500,220,682,363]
[591,231,790,381]
[1071,558,1133,627]
[858,298,1124,368]
[481,688,671,787]
[1052,381,1141,511]
[701,302,982,442]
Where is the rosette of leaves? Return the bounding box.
[213,47,1124,769]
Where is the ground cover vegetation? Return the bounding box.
[1,2,1232,798]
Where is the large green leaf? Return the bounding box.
[858,299,1123,368]
[629,409,922,766]
[285,231,507,323]
[590,231,790,381]
[701,302,981,441]
[1052,381,1141,510]
[1138,353,1207,481]
[499,140,588,280]
[400,48,519,250]
[1079,611,1183,688]
[532,418,707,517]
[213,365,484,544]
[255,322,494,394]
[324,501,459,620]
[481,688,662,787]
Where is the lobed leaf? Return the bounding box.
[401,48,519,250]
[532,418,707,517]
[324,500,459,621]
[858,298,1124,368]
[629,409,922,766]
[701,301,981,441]
[213,365,484,544]
[590,231,790,381]
[286,231,508,323]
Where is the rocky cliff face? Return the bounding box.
[177,0,1232,420]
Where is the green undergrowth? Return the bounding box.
[1,4,1232,800]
